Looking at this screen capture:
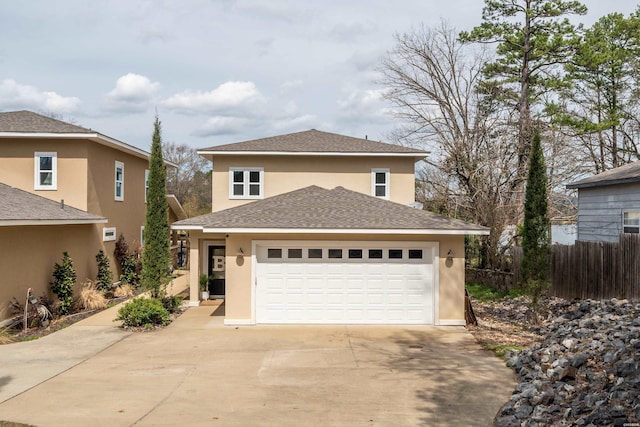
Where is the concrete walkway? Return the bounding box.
[0,272,190,404]
[0,297,516,427]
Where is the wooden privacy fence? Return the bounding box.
[512,234,640,300]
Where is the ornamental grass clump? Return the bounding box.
[115,297,170,328]
[77,280,107,311]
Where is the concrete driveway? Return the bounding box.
[0,306,516,426]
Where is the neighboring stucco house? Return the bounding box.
[567,161,640,242]
[0,110,180,319]
[172,130,488,326]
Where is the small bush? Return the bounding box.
[77,280,107,311]
[161,295,183,314]
[466,283,522,303]
[50,252,76,315]
[113,283,134,297]
[95,250,113,292]
[115,297,170,328]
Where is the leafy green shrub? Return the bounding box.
[114,234,141,287]
[161,295,183,313]
[50,252,77,315]
[95,250,113,292]
[115,297,170,328]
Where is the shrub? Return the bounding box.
[50,252,76,315]
[114,234,130,267]
[95,250,113,292]
[161,295,183,314]
[114,235,141,287]
[77,280,107,311]
[115,297,170,328]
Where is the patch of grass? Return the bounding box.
[484,344,525,359]
[466,283,522,302]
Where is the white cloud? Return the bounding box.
[0,79,81,113]
[192,116,250,137]
[103,73,159,113]
[162,81,264,114]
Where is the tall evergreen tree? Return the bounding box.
[521,130,551,304]
[141,116,171,298]
[460,0,587,199]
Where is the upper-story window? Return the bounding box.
[229,167,263,199]
[34,152,57,190]
[115,161,124,201]
[144,169,150,203]
[623,211,640,234]
[371,168,389,199]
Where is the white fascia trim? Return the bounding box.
[0,218,108,226]
[224,318,254,326]
[200,227,489,235]
[197,150,430,158]
[170,224,204,230]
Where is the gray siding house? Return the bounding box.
[567,161,640,242]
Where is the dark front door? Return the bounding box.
[207,246,226,296]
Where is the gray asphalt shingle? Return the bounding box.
[0,110,92,134]
[0,183,106,224]
[199,129,428,154]
[567,161,640,189]
[174,186,487,233]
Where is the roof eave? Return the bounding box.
[566,177,640,190]
[170,225,488,235]
[0,218,108,226]
[196,150,430,159]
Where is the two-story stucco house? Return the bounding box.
[173,130,488,326]
[567,160,640,242]
[0,110,180,319]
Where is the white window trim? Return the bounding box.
[229,167,264,200]
[144,169,150,203]
[623,211,640,234]
[103,227,116,242]
[371,168,390,199]
[34,152,57,190]
[140,225,145,246]
[115,161,124,201]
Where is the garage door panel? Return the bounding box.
[256,242,434,324]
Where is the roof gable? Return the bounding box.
[173,186,487,234]
[0,183,107,226]
[567,161,640,189]
[198,129,429,157]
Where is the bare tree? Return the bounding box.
[163,143,212,217]
[380,21,519,268]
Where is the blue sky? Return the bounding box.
[0,0,637,151]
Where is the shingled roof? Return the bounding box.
[198,129,429,156]
[173,186,487,234]
[0,110,92,133]
[0,183,107,226]
[567,161,640,189]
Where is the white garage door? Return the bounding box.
[255,242,435,324]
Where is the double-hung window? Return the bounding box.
[623,211,640,234]
[371,168,390,199]
[34,152,57,190]
[115,161,124,201]
[229,167,263,199]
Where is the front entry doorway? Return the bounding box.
[207,245,226,298]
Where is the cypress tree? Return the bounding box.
[520,129,551,311]
[141,116,171,298]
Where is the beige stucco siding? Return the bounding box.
[206,155,418,211]
[0,225,101,320]
[0,138,89,210]
[190,233,465,325]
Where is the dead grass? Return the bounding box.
[76,280,107,311]
[113,283,134,297]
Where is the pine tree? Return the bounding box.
[521,130,551,313]
[141,116,171,298]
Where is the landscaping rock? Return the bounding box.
[494,298,640,426]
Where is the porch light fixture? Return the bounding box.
[237,248,244,257]
[446,250,454,261]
